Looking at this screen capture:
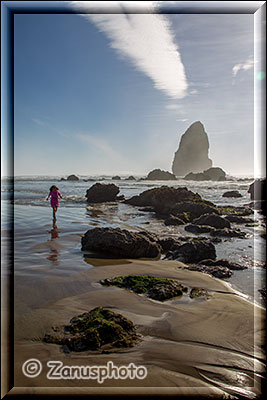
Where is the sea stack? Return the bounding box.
[172,121,212,177]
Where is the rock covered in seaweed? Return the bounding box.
[81,227,161,259]
[192,213,231,229]
[222,190,242,198]
[100,275,188,301]
[43,307,140,352]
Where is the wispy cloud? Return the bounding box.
[232,56,254,76]
[70,1,188,99]
[75,133,125,163]
[32,118,46,126]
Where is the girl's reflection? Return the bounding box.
[47,222,59,264]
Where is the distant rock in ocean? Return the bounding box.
[172,121,212,177]
[61,174,79,181]
[146,169,177,181]
[184,167,226,181]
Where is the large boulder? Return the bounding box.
[184,167,226,181]
[172,121,212,177]
[248,179,266,200]
[81,227,161,259]
[192,213,231,229]
[146,169,177,181]
[86,183,121,203]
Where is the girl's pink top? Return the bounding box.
[49,190,61,207]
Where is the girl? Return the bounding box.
[47,185,62,221]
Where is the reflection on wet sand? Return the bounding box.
[47,221,59,264]
[83,255,132,267]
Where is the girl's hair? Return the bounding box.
[49,185,59,191]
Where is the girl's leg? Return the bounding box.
[53,206,58,220]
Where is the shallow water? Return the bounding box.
[1,175,266,307]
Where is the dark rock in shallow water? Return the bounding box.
[81,227,161,259]
[186,265,232,279]
[199,258,247,270]
[192,213,230,229]
[86,183,121,203]
[100,275,188,301]
[112,175,121,180]
[248,179,266,200]
[222,190,242,198]
[125,176,136,181]
[43,307,139,352]
[172,121,212,177]
[210,228,247,238]
[146,169,177,181]
[185,224,215,234]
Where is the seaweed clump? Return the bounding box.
[43,307,140,352]
[100,275,188,301]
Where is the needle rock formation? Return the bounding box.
[172,121,212,177]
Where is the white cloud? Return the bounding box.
[232,56,254,76]
[70,1,188,99]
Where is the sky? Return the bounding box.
[10,1,261,177]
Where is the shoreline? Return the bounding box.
[14,259,265,397]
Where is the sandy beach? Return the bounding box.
[13,258,265,398]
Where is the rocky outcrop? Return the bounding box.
[125,176,136,181]
[85,183,122,203]
[172,121,212,177]
[43,307,139,352]
[81,227,161,259]
[222,190,242,198]
[146,169,177,181]
[184,167,226,181]
[124,186,218,221]
[112,176,121,180]
[248,179,266,200]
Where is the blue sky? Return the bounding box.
[12,2,257,176]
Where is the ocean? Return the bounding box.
[1,175,266,306]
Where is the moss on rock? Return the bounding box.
[100,274,188,301]
[43,307,140,352]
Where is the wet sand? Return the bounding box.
[13,259,265,398]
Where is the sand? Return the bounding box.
[10,259,265,398]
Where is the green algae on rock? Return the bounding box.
[100,274,188,301]
[43,307,140,352]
